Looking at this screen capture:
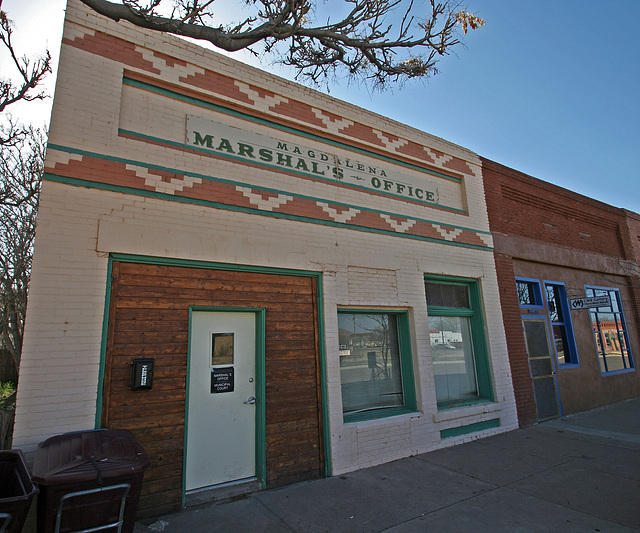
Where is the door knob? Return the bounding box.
[244,396,256,404]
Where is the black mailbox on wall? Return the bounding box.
[130,358,154,390]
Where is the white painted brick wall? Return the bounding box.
[15,0,518,472]
[17,179,517,465]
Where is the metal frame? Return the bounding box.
[54,483,131,533]
[521,316,563,420]
[0,513,11,533]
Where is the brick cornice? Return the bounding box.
[492,233,639,277]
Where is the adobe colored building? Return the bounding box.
[13,0,517,516]
[482,157,640,426]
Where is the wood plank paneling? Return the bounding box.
[102,261,323,516]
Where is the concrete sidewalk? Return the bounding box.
[135,398,640,532]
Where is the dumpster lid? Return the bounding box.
[31,429,150,485]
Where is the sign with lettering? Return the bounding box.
[130,358,154,390]
[570,296,611,310]
[211,367,234,393]
[187,115,441,206]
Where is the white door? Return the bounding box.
[186,311,257,492]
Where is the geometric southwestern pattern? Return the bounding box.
[236,186,293,211]
[45,148,492,250]
[64,29,475,178]
[432,224,463,241]
[317,202,361,224]
[381,214,417,233]
[126,164,203,194]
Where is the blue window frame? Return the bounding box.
[517,278,578,369]
[544,282,579,367]
[585,287,634,374]
[515,278,543,308]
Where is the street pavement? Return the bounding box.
[135,397,640,532]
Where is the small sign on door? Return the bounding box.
[211,366,234,393]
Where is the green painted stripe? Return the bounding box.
[182,308,194,507]
[119,128,466,214]
[109,253,323,279]
[100,254,329,493]
[43,145,491,237]
[46,142,479,227]
[314,274,331,476]
[122,76,465,184]
[254,309,268,485]
[95,255,114,428]
[440,418,501,439]
[44,172,493,252]
[183,306,268,496]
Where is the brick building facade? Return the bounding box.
[13,0,517,516]
[483,157,640,426]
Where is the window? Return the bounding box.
[516,278,543,307]
[586,287,634,374]
[338,310,416,422]
[426,277,493,409]
[544,282,578,366]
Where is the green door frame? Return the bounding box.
[184,306,266,505]
[96,253,331,499]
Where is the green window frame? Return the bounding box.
[425,275,493,410]
[338,309,417,423]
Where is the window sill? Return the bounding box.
[433,401,500,423]
[436,397,494,411]
[601,367,636,377]
[518,305,545,311]
[559,363,580,369]
[343,407,418,424]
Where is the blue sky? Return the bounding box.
[2,0,639,212]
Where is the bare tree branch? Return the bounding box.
[0,126,43,375]
[79,0,484,87]
[0,119,42,207]
[0,9,52,117]
[0,7,48,378]
[0,6,49,203]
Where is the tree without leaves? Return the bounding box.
[0,5,49,383]
[0,5,52,147]
[0,117,42,208]
[0,126,43,379]
[79,0,484,87]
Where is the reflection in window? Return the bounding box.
[426,278,493,409]
[211,333,234,365]
[338,311,415,421]
[429,315,478,403]
[426,282,470,308]
[545,283,578,366]
[546,285,563,322]
[586,287,634,373]
[516,279,542,307]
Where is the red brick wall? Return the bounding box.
[482,157,640,425]
[482,158,627,258]
[622,211,640,352]
[493,253,538,426]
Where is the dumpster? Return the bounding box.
[32,429,150,533]
[0,450,38,533]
